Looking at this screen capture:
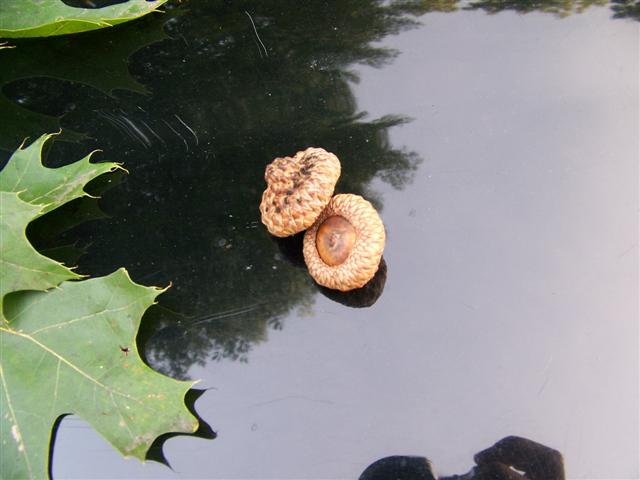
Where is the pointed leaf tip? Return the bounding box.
[1,133,203,478]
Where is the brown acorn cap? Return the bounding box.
[303,194,385,291]
[260,147,341,237]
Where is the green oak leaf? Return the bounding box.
[0,191,79,313]
[0,0,168,38]
[0,269,198,479]
[0,132,122,215]
[0,133,120,309]
[0,133,200,479]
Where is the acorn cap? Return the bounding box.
[260,147,341,237]
[303,194,385,291]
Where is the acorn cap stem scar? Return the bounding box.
[260,148,341,237]
[303,194,385,291]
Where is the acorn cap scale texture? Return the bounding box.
[304,194,385,291]
[260,147,341,237]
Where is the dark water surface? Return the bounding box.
[2,1,637,478]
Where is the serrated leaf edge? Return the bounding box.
[107,268,201,460]
[3,268,200,469]
[1,133,201,477]
[0,0,168,38]
[5,132,126,215]
[0,192,81,321]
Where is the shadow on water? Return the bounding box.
[358,436,566,480]
[1,0,636,381]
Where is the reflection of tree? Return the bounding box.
[2,0,431,379]
[4,0,631,379]
[610,0,640,20]
[462,0,640,20]
[464,0,607,16]
[1,0,634,157]
[0,13,171,154]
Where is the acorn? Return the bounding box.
[259,147,340,237]
[303,194,385,291]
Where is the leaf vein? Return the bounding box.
[52,359,61,408]
[30,300,140,335]
[0,327,143,405]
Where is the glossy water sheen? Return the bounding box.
[1,1,637,479]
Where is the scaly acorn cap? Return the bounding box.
[303,194,385,291]
[260,147,341,237]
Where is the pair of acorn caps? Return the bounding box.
[260,147,385,292]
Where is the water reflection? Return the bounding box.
[464,0,608,17]
[27,169,125,265]
[610,0,640,20]
[409,0,638,20]
[1,0,430,378]
[2,0,634,382]
[0,11,171,154]
[1,0,635,151]
[464,0,640,21]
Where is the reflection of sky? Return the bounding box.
[54,7,637,480]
